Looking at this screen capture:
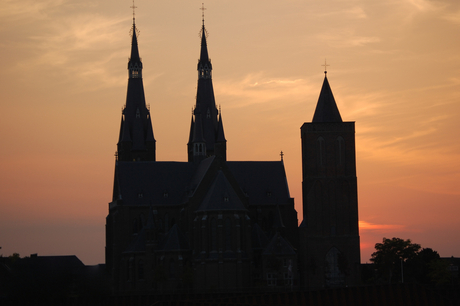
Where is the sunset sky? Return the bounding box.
[1,0,459,265]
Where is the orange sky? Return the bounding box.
[1,0,460,265]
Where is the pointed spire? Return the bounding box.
[312,74,342,123]
[129,0,140,66]
[128,21,142,79]
[198,3,210,72]
[188,14,226,162]
[198,25,212,78]
[117,13,155,162]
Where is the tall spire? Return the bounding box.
[312,73,342,123]
[188,10,226,162]
[128,18,142,79]
[117,10,156,162]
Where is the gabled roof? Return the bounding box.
[188,156,215,194]
[114,159,292,208]
[227,161,291,206]
[158,224,190,251]
[312,74,343,123]
[196,170,247,212]
[263,232,296,256]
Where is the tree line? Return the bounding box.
[365,237,456,287]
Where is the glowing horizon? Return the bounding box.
[1,0,460,264]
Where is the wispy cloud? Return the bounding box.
[217,73,317,109]
[405,0,439,11]
[317,31,380,48]
[0,0,64,22]
[443,9,460,24]
[359,221,405,231]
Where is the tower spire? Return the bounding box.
[188,9,226,162]
[117,9,156,162]
[312,71,342,123]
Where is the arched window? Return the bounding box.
[225,218,232,251]
[325,247,345,287]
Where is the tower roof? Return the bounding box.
[128,23,141,65]
[117,18,155,161]
[198,24,211,70]
[189,19,226,161]
[312,74,343,123]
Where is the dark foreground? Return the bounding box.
[2,284,459,306]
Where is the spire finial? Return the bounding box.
[130,0,137,24]
[322,59,330,75]
[280,151,284,161]
[200,3,206,26]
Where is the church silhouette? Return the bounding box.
[105,15,360,294]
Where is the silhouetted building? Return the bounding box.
[299,72,361,288]
[0,254,108,303]
[105,17,360,294]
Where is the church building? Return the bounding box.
[105,14,360,294]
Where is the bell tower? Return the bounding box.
[299,71,360,288]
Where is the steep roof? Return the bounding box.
[128,23,141,66]
[117,20,155,161]
[196,170,247,212]
[312,74,343,123]
[189,22,225,159]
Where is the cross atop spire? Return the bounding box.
[322,59,330,75]
[130,0,137,24]
[200,3,206,26]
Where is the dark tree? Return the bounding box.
[406,248,440,284]
[370,237,421,283]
